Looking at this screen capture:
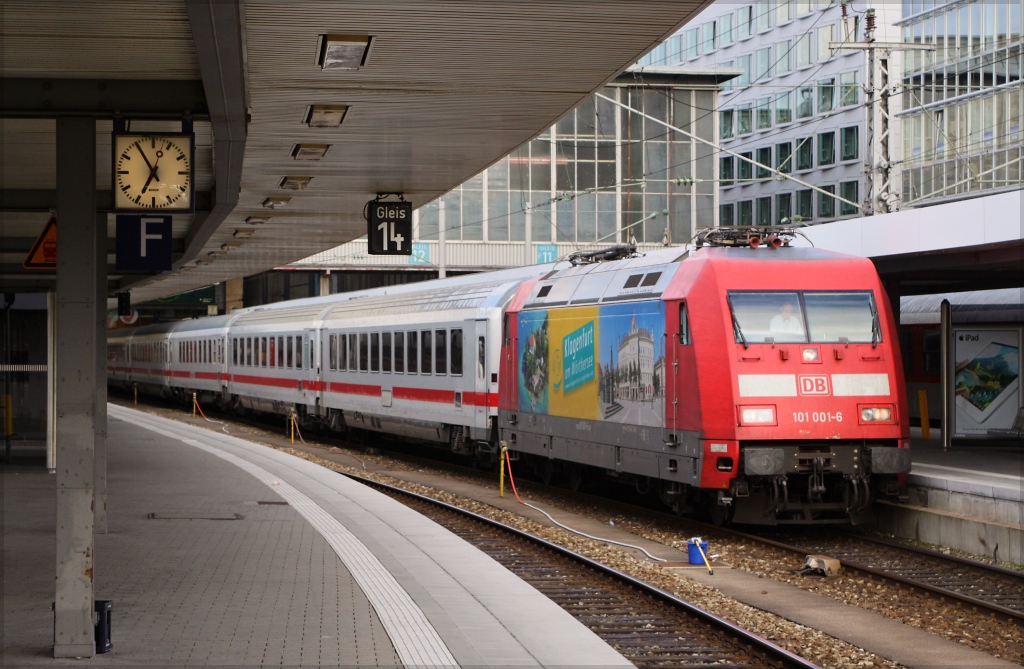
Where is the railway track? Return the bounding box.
[346,472,820,669]
[743,528,1024,624]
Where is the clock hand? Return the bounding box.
[141,172,155,194]
[136,144,156,173]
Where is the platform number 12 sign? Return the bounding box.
[368,201,413,255]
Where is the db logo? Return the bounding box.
[799,375,830,395]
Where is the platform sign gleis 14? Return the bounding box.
[368,201,412,255]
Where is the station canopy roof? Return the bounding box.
[2,0,713,303]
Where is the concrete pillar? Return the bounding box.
[95,212,107,534]
[224,277,244,312]
[54,116,96,658]
[47,291,56,472]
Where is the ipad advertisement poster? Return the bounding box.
[954,328,1021,435]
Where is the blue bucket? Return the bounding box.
[687,540,709,565]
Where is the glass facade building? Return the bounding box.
[898,0,1023,205]
[414,70,724,249]
[638,0,902,225]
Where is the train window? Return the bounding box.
[640,272,662,287]
[298,338,304,370]
[262,338,269,367]
[435,329,447,376]
[347,334,356,372]
[245,338,251,366]
[309,339,314,370]
[478,336,485,379]
[623,274,644,289]
[278,336,284,368]
[357,333,367,372]
[286,336,293,368]
[450,329,463,376]
[421,331,432,374]
[408,332,418,374]
[803,292,878,344]
[337,334,346,371]
[329,335,337,370]
[728,292,806,344]
[370,333,380,372]
[382,332,392,373]
[218,340,223,364]
[269,337,276,368]
[537,285,552,298]
[503,315,510,347]
[393,331,404,373]
[678,302,692,345]
[922,330,941,375]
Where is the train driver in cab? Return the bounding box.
[769,299,804,337]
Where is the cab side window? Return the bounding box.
[678,302,692,345]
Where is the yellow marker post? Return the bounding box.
[499,442,507,498]
[918,389,930,440]
[192,392,197,418]
[133,384,138,406]
[290,413,295,444]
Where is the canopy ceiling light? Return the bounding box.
[292,143,331,160]
[279,176,313,190]
[305,105,348,128]
[262,197,291,209]
[317,35,371,70]
[244,216,269,225]
[233,228,256,238]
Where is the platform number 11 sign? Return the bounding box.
[368,201,413,255]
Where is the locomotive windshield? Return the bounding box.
[728,291,879,344]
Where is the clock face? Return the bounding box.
[113,134,193,211]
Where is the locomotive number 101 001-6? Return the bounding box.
[793,411,843,423]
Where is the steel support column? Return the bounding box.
[95,212,107,534]
[53,116,97,658]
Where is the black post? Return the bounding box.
[4,292,13,464]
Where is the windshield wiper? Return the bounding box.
[869,303,880,349]
[731,311,748,349]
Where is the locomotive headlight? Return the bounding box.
[859,405,894,423]
[802,347,820,362]
[738,405,776,425]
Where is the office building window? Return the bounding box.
[775,91,792,124]
[796,0,813,16]
[756,196,773,225]
[840,72,859,106]
[776,40,792,73]
[756,97,772,129]
[796,32,813,67]
[721,203,735,226]
[818,78,835,113]
[738,200,753,225]
[777,0,792,24]
[738,6,754,38]
[756,147,772,178]
[686,28,699,58]
[841,126,859,161]
[756,47,772,80]
[756,0,771,31]
[796,137,813,170]
[817,24,835,62]
[738,54,752,85]
[797,189,813,219]
[777,142,793,173]
[840,180,860,216]
[738,152,753,180]
[721,110,735,139]
[703,21,717,52]
[720,156,735,186]
[818,185,836,219]
[777,192,793,224]
[720,13,734,45]
[818,131,836,165]
[738,104,753,134]
[797,86,814,118]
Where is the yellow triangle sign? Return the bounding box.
[23,216,57,269]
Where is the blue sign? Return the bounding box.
[409,242,430,265]
[115,215,172,271]
[537,243,559,264]
[562,321,596,393]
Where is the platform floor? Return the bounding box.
[2,404,630,667]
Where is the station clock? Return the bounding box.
[112,132,195,213]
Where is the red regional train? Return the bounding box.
[110,230,910,524]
